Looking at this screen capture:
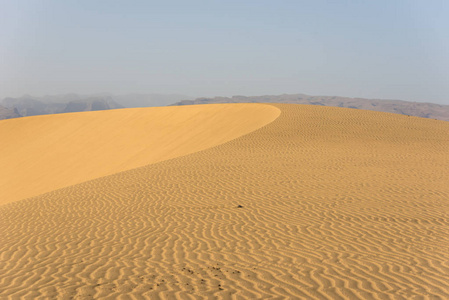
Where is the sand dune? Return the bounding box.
[1,104,449,299]
[0,104,280,205]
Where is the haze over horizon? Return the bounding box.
[1,0,449,104]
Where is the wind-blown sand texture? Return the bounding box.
[1,103,449,299]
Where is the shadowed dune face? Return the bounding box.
[0,104,280,204]
[1,104,449,299]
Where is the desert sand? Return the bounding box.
[0,104,280,205]
[1,103,448,299]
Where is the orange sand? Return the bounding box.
[0,104,280,205]
[1,104,448,299]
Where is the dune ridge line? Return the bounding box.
[0,103,280,205]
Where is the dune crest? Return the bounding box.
[0,104,280,205]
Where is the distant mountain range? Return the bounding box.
[0,93,190,120]
[113,93,191,108]
[2,93,448,122]
[172,94,449,122]
[0,105,21,119]
[0,95,123,119]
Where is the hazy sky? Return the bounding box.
[1,0,449,104]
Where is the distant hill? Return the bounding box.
[113,93,191,108]
[1,97,53,117]
[172,94,449,122]
[4,93,448,121]
[0,93,191,120]
[63,98,123,113]
[0,105,21,120]
[0,95,124,120]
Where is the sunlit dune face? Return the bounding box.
[0,104,280,204]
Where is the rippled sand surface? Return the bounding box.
[1,104,448,299]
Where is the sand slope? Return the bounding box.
[0,104,280,205]
[1,104,449,299]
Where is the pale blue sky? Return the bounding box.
[1,0,448,104]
